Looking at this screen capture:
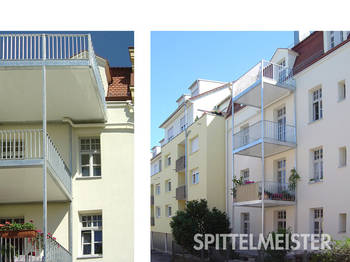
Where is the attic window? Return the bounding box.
[191,87,199,97]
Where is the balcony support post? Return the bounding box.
[42,33,48,262]
[260,61,265,237]
[184,101,188,201]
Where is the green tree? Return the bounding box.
[170,199,230,255]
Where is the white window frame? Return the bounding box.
[167,127,174,142]
[155,183,161,195]
[81,214,102,256]
[180,116,186,131]
[312,88,323,121]
[166,205,172,217]
[191,136,199,154]
[165,180,171,192]
[192,169,199,184]
[156,207,161,218]
[339,147,347,167]
[241,125,249,146]
[166,155,171,167]
[241,169,249,183]
[313,208,323,235]
[277,159,286,185]
[313,148,323,181]
[277,210,287,230]
[80,138,101,177]
[339,213,347,233]
[241,213,250,234]
[338,80,346,101]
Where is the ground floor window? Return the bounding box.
[0,217,24,224]
[313,208,323,235]
[241,213,250,234]
[277,210,287,230]
[81,214,102,256]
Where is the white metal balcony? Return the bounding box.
[232,60,295,108]
[0,129,71,203]
[0,33,106,123]
[234,181,296,207]
[233,120,296,157]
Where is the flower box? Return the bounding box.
[0,230,37,239]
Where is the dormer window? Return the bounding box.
[330,31,335,49]
[191,87,199,97]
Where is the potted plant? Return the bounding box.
[0,220,36,238]
[288,168,301,190]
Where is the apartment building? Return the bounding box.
[0,34,134,261]
[225,31,350,246]
[150,79,230,252]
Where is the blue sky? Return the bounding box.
[151,31,294,147]
[1,31,134,67]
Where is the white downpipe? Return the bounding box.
[260,61,265,237]
[231,82,235,233]
[294,88,298,234]
[42,33,47,262]
[184,101,188,201]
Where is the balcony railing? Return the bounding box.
[175,156,185,172]
[0,232,71,262]
[232,60,295,98]
[235,181,295,203]
[233,120,296,150]
[176,185,186,200]
[0,129,71,195]
[0,33,106,113]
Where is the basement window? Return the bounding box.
[339,147,347,167]
[338,80,346,101]
[339,213,347,233]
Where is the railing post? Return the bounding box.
[42,33,48,262]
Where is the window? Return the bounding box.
[277,159,286,185]
[165,180,171,192]
[241,125,249,145]
[81,215,102,256]
[156,207,161,218]
[277,210,287,230]
[338,80,346,101]
[166,205,172,217]
[277,107,286,141]
[312,88,323,121]
[191,87,199,97]
[191,137,199,153]
[313,209,323,235]
[180,116,186,131]
[0,217,24,224]
[330,31,335,48]
[192,169,199,184]
[158,159,162,172]
[1,140,24,159]
[155,184,161,195]
[80,138,101,177]
[241,169,249,183]
[241,213,250,234]
[339,213,347,233]
[167,127,174,142]
[339,147,347,167]
[166,155,171,167]
[313,148,323,181]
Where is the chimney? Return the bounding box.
[294,31,300,45]
[294,31,311,46]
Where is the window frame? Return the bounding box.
[166,205,172,217]
[192,169,199,184]
[79,137,101,178]
[312,88,323,122]
[339,147,347,167]
[338,80,346,102]
[156,207,161,218]
[277,210,287,230]
[241,213,250,234]
[312,148,323,181]
[313,208,324,235]
[191,136,199,154]
[80,214,103,257]
[155,183,161,195]
[241,169,249,183]
[339,213,347,233]
[165,180,171,192]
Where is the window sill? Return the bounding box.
[308,118,323,125]
[76,176,102,180]
[338,98,346,103]
[338,165,347,168]
[309,179,323,184]
[77,255,103,260]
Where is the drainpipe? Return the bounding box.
[42,33,48,262]
[294,86,298,234]
[231,82,235,233]
[261,60,265,237]
[184,101,188,201]
[69,125,73,258]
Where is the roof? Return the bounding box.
[106,67,133,101]
[189,82,230,101]
[225,99,246,119]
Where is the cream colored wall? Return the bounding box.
[0,203,69,249]
[295,42,350,240]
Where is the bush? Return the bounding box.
[310,238,350,262]
[170,199,230,255]
[264,228,294,262]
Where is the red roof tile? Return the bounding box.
[106,67,132,101]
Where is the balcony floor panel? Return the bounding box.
[0,165,69,203]
[234,200,296,208]
[234,140,295,158]
[0,66,105,122]
[233,80,294,108]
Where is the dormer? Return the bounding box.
[151,146,161,158]
[188,79,226,98]
[176,94,190,106]
[270,48,298,69]
[323,31,350,53]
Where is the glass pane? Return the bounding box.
[82,167,90,177]
[94,230,102,242]
[83,244,91,255]
[82,231,91,243]
[93,154,101,165]
[94,243,102,254]
[93,167,101,177]
[81,154,90,165]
